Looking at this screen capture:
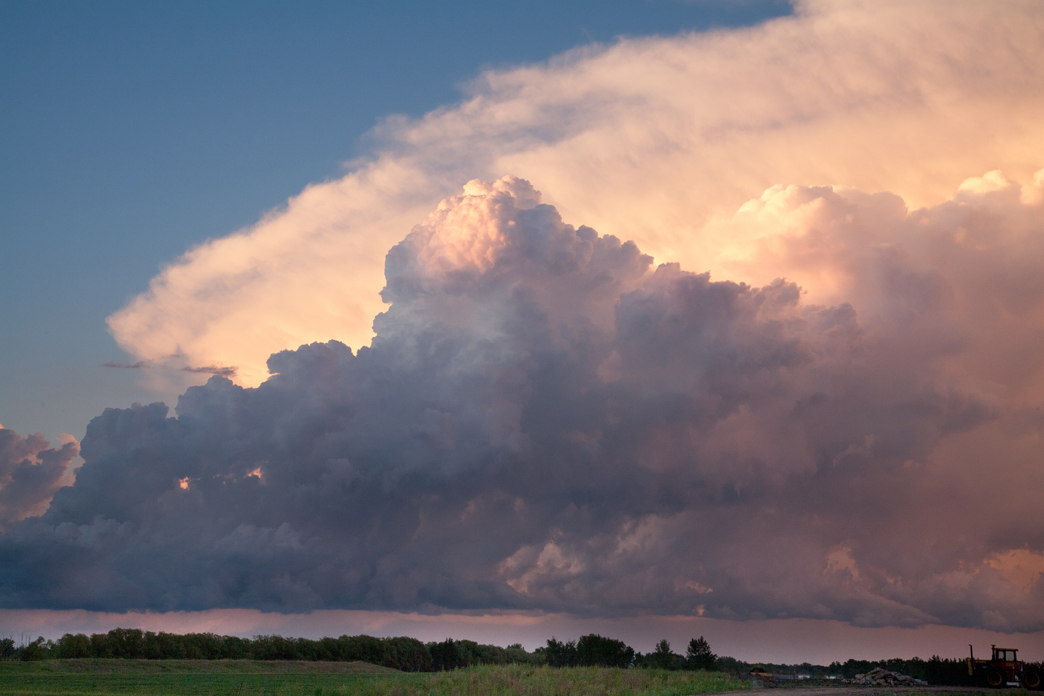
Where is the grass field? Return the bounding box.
[0,659,750,696]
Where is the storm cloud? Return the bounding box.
[4,176,1043,631]
[0,427,78,532]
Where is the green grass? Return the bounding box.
[0,660,749,696]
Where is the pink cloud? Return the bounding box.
[0,427,78,531]
[105,0,1044,394]
[6,176,1044,634]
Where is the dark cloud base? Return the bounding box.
[2,178,1043,631]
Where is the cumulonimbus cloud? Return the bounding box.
[4,174,1044,632]
[105,0,1044,390]
[15,0,1039,631]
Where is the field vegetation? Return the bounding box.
[1,626,1025,694]
[0,659,746,696]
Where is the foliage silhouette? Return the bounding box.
[687,636,716,671]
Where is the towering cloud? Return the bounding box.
[4,176,1044,631]
[105,0,1044,391]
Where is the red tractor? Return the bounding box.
[968,644,1042,689]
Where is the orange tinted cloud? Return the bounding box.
[9,177,1044,631]
[106,0,1044,390]
[30,0,1042,635]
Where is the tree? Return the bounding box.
[105,628,145,658]
[576,634,635,668]
[340,634,387,665]
[645,639,675,669]
[0,638,15,660]
[430,638,465,671]
[384,636,432,672]
[19,637,49,661]
[53,633,91,659]
[544,637,578,667]
[686,636,717,671]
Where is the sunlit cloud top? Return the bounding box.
[5,167,1044,631]
[105,0,1044,389]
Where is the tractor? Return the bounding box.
[968,644,1043,689]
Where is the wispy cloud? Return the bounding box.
[180,365,236,378]
[102,360,236,378]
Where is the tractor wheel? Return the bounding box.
[1024,669,1042,690]
[986,669,1006,688]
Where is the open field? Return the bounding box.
[0,660,748,696]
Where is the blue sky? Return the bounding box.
[0,0,790,444]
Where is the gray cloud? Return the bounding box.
[0,428,79,532]
[3,177,1044,631]
[180,365,237,378]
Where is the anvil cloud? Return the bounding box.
[104,0,1044,389]
[3,174,1044,632]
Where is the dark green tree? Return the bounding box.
[340,634,387,665]
[576,634,635,668]
[384,636,431,672]
[104,628,145,658]
[1,637,16,660]
[19,637,49,661]
[544,637,578,667]
[430,638,466,671]
[686,636,716,671]
[647,639,675,670]
[53,633,92,659]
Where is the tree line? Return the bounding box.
[542,635,715,671]
[3,631,459,670]
[0,629,719,673]
[0,628,1013,685]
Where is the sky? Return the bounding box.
[3,0,1044,664]
[0,0,790,444]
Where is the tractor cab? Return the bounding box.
[993,647,1019,664]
